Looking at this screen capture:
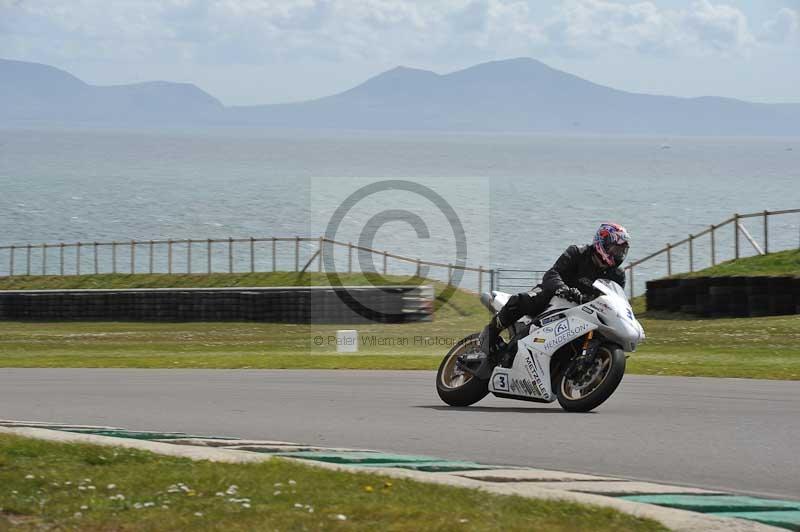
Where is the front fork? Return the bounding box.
[566,331,601,380]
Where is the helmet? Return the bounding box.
[593,223,630,268]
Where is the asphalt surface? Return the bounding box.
[0,369,797,500]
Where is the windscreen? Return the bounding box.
[593,279,627,300]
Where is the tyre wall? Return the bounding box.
[646,277,800,318]
[0,285,434,323]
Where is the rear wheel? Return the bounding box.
[557,344,626,412]
[436,333,489,407]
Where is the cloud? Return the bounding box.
[542,0,756,56]
[761,7,800,44]
[0,0,793,67]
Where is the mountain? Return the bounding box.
[0,59,223,124]
[3,57,800,135]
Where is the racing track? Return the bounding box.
[0,369,797,500]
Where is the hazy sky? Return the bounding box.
[2,0,798,106]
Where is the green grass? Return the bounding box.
[1,271,799,379]
[0,434,664,532]
[677,249,800,278]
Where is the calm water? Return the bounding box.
[1,127,798,294]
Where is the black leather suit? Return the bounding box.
[495,244,626,328]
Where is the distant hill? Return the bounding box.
[3,57,800,135]
[0,59,223,124]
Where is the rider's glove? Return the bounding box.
[555,286,583,304]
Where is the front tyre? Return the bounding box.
[436,333,489,407]
[557,344,626,412]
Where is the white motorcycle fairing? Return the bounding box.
[488,312,597,402]
[486,279,644,403]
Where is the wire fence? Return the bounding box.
[0,236,495,293]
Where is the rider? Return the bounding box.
[479,223,631,355]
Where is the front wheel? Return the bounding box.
[436,333,489,407]
[557,344,626,412]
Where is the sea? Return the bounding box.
[1,127,798,295]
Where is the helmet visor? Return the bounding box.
[607,242,629,264]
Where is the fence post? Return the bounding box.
[59,243,64,275]
[295,237,299,271]
[416,258,421,277]
[348,242,353,273]
[734,213,740,259]
[448,263,453,285]
[168,239,173,274]
[688,235,694,272]
[8,245,14,276]
[112,241,117,274]
[383,251,387,275]
[149,240,154,274]
[187,239,192,274]
[207,239,211,273]
[666,243,672,276]
[763,210,769,254]
[318,237,323,273]
[629,266,634,299]
[490,269,496,291]
[26,244,31,275]
[228,237,233,273]
[250,237,255,273]
[710,225,716,266]
[478,267,483,293]
[76,243,81,275]
[272,237,276,272]
[131,240,136,274]
[41,243,47,275]
[93,242,99,274]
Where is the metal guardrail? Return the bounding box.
[624,208,800,298]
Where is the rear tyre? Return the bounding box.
[557,344,626,413]
[436,333,489,407]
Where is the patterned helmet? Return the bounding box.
[593,223,630,267]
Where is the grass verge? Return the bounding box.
[1,272,798,379]
[676,249,799,278]
[0,434,664,531]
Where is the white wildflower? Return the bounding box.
[273,490,281,496]
[80,505,88,510]
[215,492,225,497]
[73,512,82,518]
[288,480,296,485]
[294,503,303,508]
[107,484,116,490]
[336,514,347,521]
[242,503,251,509]
[194,512,203,517]
[25,474,35,479]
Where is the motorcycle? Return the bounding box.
[436,279,645,412]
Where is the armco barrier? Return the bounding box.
[0,286,434,324]
[646,276,800,318]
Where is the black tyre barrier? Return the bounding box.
[646,276,800,318]
[0,285,434,324]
